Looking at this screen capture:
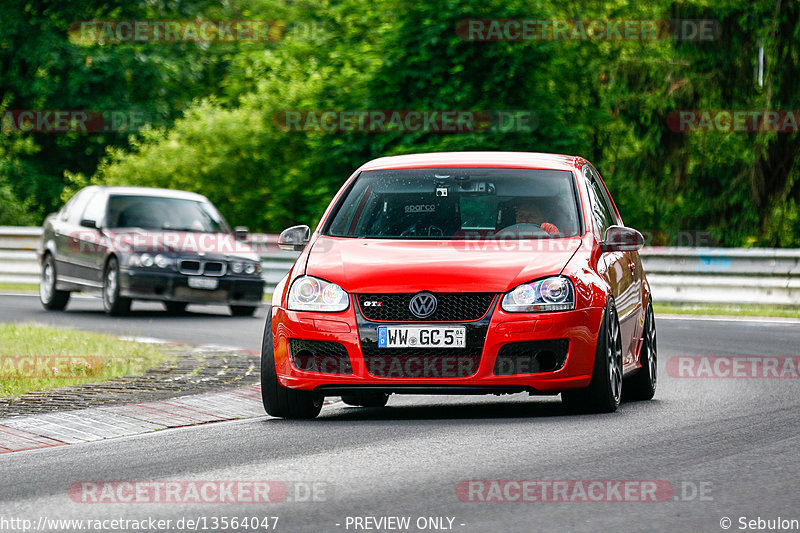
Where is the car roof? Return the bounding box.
[96,186,208,202]
[359,151,585,172]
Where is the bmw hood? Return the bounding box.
[97,230,260,262]
[304,236,582,293]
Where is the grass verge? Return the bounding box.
[0,323,171,399]
[0,282,38,293]
[654,303,800,319]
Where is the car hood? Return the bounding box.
[101,230,260,261]
[304,236,582,293]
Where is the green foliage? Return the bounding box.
[2,0,799,245]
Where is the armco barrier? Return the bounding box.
[1,227,798,306]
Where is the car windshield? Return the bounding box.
[325,168,581,239]
[105,195,230,232]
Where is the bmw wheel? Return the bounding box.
[103,257,132,316]
[39,254,70,311]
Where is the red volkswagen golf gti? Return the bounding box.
[261,152,657,418]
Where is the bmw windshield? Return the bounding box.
[106,195,230,232]
[325,168,581,239]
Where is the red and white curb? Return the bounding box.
[0,385,265,454]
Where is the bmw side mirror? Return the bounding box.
[601,225,644,252]
[278,225,311,251]
[234,226,249,242]
[80,219,99,229]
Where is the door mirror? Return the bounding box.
[600,225,644,252]
[278,225,311,251]
[234,226,249,242]
[79,219,99,229]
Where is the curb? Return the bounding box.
[0,385,266,454]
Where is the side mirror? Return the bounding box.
[600,225,644,252]
[234,226,249,242]
[80,219,99,229]
[278,225,311,251]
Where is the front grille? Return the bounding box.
[289,339,353,375]
[178,259,226,276]
[203,262,225,276]
[357,293,495,322]
[493,339,569,375]
[178,260,201,274]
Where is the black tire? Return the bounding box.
[231,305,257,317]
[562,300,623,413]
[163,301,188,314]
[102,257,131,316]
[39,254,70,311]
[623,301,657,401]
[260,308,323,419]
[341,392,390,408]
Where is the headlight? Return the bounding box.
[231,262,244,274]
[288,276,349,312]
[244,263,257,275]
[154,254,173,269]
[140,253,154,267]
[501,276,575,312]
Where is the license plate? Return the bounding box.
[378,326,466,348]
[187,277,218,290]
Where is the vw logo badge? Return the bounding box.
[409,292,437,319]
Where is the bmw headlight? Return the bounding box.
[501,276,575,312]
[154,254,174,269]
[128,253,173,269]
[288,276,349,312]
[230,261,260,275]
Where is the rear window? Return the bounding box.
[324,168,581,239]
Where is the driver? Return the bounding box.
[515,201,560,236]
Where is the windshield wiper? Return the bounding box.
[160,227,208,232]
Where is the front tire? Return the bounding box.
[260,309,323,419]
[562,300,623,413]
[39,254,70,311]
[624,301,657,401]
[102,257,131,316]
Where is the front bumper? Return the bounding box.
[121,268,264,305]
[271,298,604,394]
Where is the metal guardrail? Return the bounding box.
[1,226,799,306]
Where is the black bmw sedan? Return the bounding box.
[38,186,265,316]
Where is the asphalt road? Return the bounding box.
[1,293,799,533]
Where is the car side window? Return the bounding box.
[81,193,106,226]
[64,190,95,225]
[583,165,617,235]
